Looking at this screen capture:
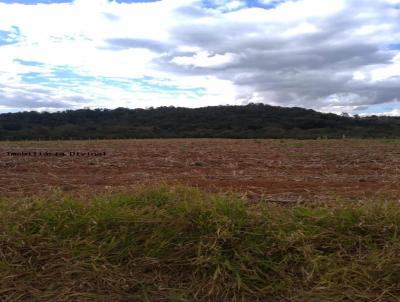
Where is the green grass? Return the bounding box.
[1,186,400,301]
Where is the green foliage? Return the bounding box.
[1,187,400,301]
[1,104,400,140]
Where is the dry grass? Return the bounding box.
[1,186,400,301]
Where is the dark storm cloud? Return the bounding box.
[160,0,400,112]
[0,84,90,110]
[1,98,71,108]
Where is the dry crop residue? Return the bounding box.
[1,139,399,203]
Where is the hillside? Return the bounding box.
[1,104,400,140]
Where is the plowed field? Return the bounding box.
[1,139,399,203]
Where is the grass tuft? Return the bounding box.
[1,186,400,301]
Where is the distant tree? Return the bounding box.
[1,105,400,140]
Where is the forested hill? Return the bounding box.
[1,104,400,140]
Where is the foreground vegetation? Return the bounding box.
[2,104,400,140]
[1,186,400,301]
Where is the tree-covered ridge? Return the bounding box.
[1,104,400,140]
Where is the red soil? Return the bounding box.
[1,139,399,203]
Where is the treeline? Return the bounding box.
[1,103,400,140]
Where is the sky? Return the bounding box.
[0,0,399,115]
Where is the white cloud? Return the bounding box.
[381,108,400,116]
[170,51,240,68]
[281,23,318,37]
[225,0,345,23]
[370,54,400,81]
[0,0,399,114]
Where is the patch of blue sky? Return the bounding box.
[20,66,206,96]
[132,77,206,96]
[20,72,58,87]
[353,103,398,115]
[389,2,400,9]
[20,66,95,89]
[140,85,206,97]
[245,0,286,9]
[386,44,400,51]
[52,66,94,82]
[201,0,222,9]
[96,78,133,90]
[14,59,45,67]
[0,0,72,4]
[0,108,20,114]
[0,26,20,46]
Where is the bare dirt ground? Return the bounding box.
[1,139,399,203]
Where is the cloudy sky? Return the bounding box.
[0,0,399,115]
